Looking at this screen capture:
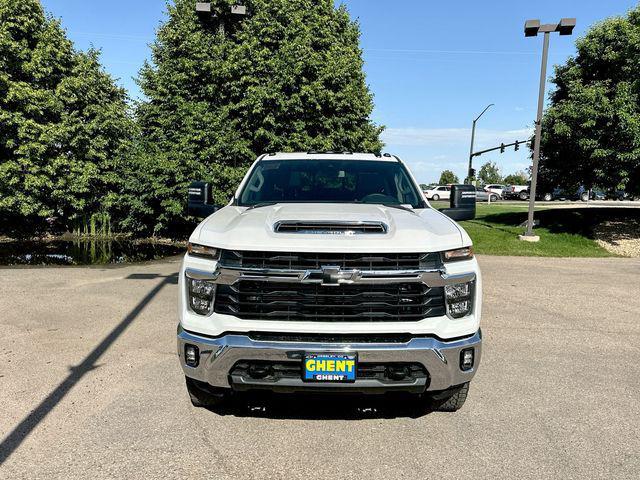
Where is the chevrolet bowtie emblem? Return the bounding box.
[301,266,361,286]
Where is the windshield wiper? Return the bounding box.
[380,203,415,213]
[246,202,279,210]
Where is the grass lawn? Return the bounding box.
[430,201,624,257]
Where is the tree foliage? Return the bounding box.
[0,0,132,231]
[503,170,529,186]
[539,6,640,194]
[131,0,384,235]
[478,161,502,184]
[438,170,459,185]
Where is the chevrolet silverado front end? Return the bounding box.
[177,152,482,411]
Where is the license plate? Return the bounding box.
[303,353,357,382]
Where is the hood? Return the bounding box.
[192,203,467,253]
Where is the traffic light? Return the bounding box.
[468,168,476,178]
[500,143,506,153]
[514,141,520,151]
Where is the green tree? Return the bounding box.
[478,161,502,185]
[503,170,529,186]
[438,170,459,185]
[539,6,640,195]
[0,0,132,233]
[133,0,384,235]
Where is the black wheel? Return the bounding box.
[490,194,498,202]
[580,192,589,202]
[543,193,552,201]
[432,194,440,201]
[426,382,470,412]
[185,376,229,408]
[519,191,528,200]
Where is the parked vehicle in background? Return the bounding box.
[606,190,636,201]
[484,184,505,198]
[502,185,529,200]
[519,186,605,202]
[516,188,554,201]
[424,185,452,201]
[475,186,499,202]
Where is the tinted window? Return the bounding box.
[238,160,425,208]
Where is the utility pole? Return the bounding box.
[467,104,494,184]
[521,18,575,241]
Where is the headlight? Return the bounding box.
[187,243,219,259]
[442,247,474,262]
[445,281,474,318]
[187,277,216,315]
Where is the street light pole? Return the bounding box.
[521,18,575,240]
[196,3,247,36]
[467,104,494,184]
[525,31,550,237]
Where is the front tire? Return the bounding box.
[490,194,498,202]
[185,376,229,408]
[426,382,470,412]
[543,193,552,201]
[432,194,440,201]
[580,192,589,202]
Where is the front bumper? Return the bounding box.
[177,326,482,393]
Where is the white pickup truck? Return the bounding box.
[178,152,482,412]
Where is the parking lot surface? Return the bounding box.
[1,256,639,479]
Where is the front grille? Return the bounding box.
[219,250,441,271]
[274,221,387,235]
[214,281,446,322]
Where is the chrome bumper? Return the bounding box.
[177,327,482,393]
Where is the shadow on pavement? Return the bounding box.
[0,272,178,465]
[210,391,434,420]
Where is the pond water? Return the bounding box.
[0,239,185,266]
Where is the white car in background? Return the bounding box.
[484,184,505,198]
[424,185,452,201]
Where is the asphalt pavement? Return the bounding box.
[1,255,639,479]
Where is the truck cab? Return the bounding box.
[177,152,482,411]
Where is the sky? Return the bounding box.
[42,0,639,184]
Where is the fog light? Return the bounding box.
[460,348,474,371]
[185,344,199,367]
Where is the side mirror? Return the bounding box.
[188,181,219,218]
[439,184,476,221]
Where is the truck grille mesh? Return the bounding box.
[214,281,446,322]
[219,250,441,271]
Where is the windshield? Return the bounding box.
[237,159,425,208]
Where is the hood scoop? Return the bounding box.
[273,220,388,235]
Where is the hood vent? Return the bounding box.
[274,221,388,235]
